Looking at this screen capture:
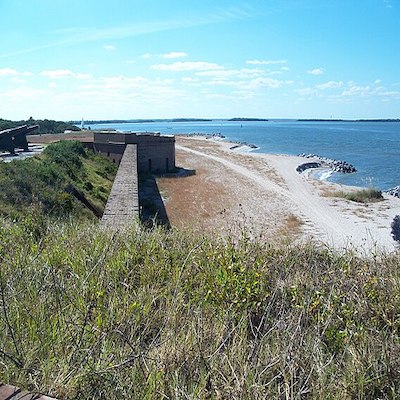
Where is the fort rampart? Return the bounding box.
[93,131,175,173]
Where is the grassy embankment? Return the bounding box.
[0,140,117,219]
[0,142,399,399]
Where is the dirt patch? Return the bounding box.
[156,137,290,240]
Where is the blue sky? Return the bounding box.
[0,0,399,120]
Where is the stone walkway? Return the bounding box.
[101,144,139,229]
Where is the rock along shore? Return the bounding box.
[385,186,400,198]
[298,153,357,174]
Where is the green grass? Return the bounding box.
[332,188,383,203]
[0,141,117,219]
[1,218,399,399]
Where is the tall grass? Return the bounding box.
[330,188,383,203]
[1,216,399,399]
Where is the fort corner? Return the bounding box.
[92,131,175,173]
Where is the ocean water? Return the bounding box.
[87,120,400,191]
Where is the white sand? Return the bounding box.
[164,136,400,254]
[265,154,400,253]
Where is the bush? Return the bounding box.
[334,188,383,203]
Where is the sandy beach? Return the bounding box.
[157,136,400,254]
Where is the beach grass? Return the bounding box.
[1,217,399,399]
[328,188,383,203]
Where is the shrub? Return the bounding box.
[333,188,383,203]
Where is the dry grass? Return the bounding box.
[28,131,94,144]
[1,218,400,399]
[324,188,384,203]
[279,213,304,238]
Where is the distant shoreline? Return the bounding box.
[75,118,400,125]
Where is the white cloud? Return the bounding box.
[79,75,175,93]
[341,83,400,99]
[151,61,223,72]
[40,69,92,79]
[141,53,152,59]
[296,88,318,96]
[384,0,393,8]
[181,77,200,83]
[379,90,400,98]
[0,68,18,76]
[0,68,32,77]
[248,77,292,89]
[316,81,343,90]
[205,76,292,90]
[1,87,46,99]
[342,84,372,97]
[162,52,188,59]
[307,68,324,75]
[196,68,264,79]
[246,59,287,65]
[103,45,116,51]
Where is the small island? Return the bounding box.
[228,117,269,122]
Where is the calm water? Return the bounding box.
[88,120,400,191]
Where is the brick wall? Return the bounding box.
[93,132,175,173]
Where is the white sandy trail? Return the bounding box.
[177,144,398,253]
[176,145,288,198]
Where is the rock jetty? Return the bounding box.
[229,141,258,150]
[298,153,357,174]
[296,162,322,173]
[186,132,226,139]
[385,186,400,198]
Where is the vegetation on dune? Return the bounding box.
[0,117,80,134]
[0,218,399,399]
[330,188,383,203]
[0,140,117,219]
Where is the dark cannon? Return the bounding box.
[0,125,39,153]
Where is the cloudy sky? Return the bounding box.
[1,0,399,120]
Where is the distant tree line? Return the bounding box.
[0,117,80,134]
[70,118,213,124]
